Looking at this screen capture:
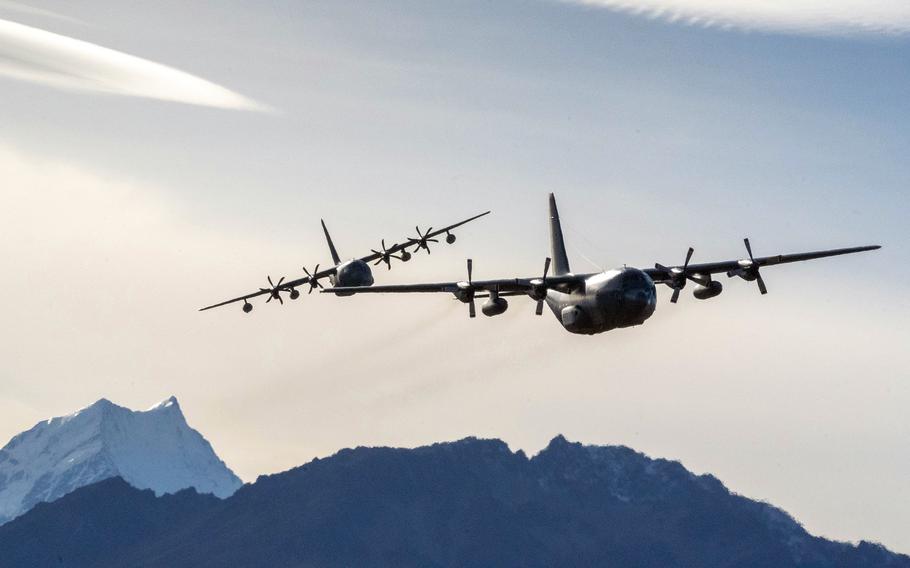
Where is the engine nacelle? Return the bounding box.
[481,297,508,316]
[693,280,723,300]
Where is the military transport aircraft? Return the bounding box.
[200,211,489,312]
[323,194,880,335]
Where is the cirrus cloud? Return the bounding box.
[565,0,910,35]
[0,18,268,111]
[0,1,84,24]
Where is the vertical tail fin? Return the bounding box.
[549,193,571,275]
[321,219,341,265]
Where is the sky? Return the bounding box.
[1,0,908,552]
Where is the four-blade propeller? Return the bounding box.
[733,238,768,295]
[655,247,695,303]
[455,258,476,318]
[529,257,552,315]
[371,239,403,270]
[302,265,324,294]
[411,226,439,254]
[260,276,287,305]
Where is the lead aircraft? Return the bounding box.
[200,211,489,312]
[323,194,880,335]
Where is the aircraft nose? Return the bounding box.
[625,287,648,305]
[624,287,656,315]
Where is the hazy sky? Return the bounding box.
[1,0,908,552]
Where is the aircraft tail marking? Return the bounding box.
[321,219,341,265]
[549,193,571,275]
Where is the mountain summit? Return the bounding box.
[0,396,241,525]
[0,435,905,567]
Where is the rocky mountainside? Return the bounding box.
[0,435,905,568]
[0,397,241,525]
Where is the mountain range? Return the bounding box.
[0,433,906,568]
[0,397,241,525]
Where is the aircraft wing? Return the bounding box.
[645,244,880,284]
[357,210,491,265]
[198,265,338,311]
[324,274,589,295]
[326,243,880,297]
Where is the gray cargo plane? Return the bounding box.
[324,194,880,335]
[200,211,489,312]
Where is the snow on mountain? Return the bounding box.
[0,396,242,525]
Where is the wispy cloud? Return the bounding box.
[0,18,268,111]
[565,0,910,35]
[0,1,84,24]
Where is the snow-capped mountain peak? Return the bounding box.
[147,395,179,411]
[0,396,241,525]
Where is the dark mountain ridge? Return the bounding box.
[0,435,905,568]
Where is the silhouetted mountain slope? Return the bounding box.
[0,477,218,568]
[0,436,906,568]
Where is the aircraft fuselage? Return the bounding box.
[331,259,375,296]
[546,267,657,335]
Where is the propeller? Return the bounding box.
[455,258,476,318]
[371,239,402,270]
[727,238,768,294]
[529,257,552,315]
[302,265,324,294]
[655,247,694,303]
[259,276,287,305]
[411,226,439,254]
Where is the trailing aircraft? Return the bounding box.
[200,211,489,312]
[323,194,880,335]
